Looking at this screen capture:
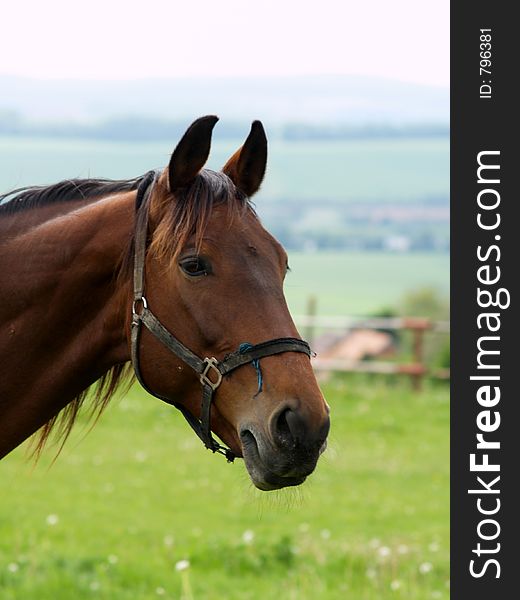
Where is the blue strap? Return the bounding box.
[239,342,263,395]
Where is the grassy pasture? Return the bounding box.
[285,251,448,316]
[1,377,449,599]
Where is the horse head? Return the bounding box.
[131,116,330,490]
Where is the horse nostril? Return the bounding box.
[273,407,307,448]
[274,408,294,447]
[273,406,330,450]
[285,409,307,445]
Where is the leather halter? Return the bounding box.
[130,171,312,462]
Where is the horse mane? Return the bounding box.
[29,168,255,459]
[31,364,133,460]
[0,176,145,215]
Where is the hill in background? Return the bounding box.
[0,74,448,128]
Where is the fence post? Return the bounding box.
[403,318,432,391]
[412,327,424,391]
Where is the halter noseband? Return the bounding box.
[130,171,312,462]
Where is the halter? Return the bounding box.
[130,171,312,462]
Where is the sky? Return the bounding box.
[0,0,449,87]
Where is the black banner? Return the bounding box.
[451,2,518,597]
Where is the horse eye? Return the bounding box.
[179,257,210,277]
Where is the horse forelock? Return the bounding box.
[149,168,255,265]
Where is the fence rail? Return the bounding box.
[294,310,450,390]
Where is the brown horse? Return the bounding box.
[0,116,330,491]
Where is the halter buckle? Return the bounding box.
[200,357,223,390]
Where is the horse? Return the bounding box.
[0,116,330,491]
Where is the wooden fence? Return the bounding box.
[294,310,450,390]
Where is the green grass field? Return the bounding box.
[1,377,449,599]
[285,252,448,316]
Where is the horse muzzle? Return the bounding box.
[239,403,330,491]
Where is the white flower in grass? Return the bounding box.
[46,514,59,526]
[365,567,377,579]
[429,541,440,552]
[320,529,331,540]
[7,562,19,573]
[175,559,190,571]
[163,534,174,547]
[419,561,433,574]
[89,581,100,591]
[378,546,391,558]
[431,592,442,599]
[390,580,401,591]
[135,451,147,463]
[156,587,166,596]
[107,554,118,565]
[397,544,409,555]
[242,529,255,544]
[369,538,381,549]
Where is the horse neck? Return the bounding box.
[0,197,102,239]
[0,192,135,456]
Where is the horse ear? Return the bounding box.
[222,120,267,197]
[168,115,219,191]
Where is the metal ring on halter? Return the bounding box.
[132,296,148,317]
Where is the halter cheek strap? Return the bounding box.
[130,172,312,462]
